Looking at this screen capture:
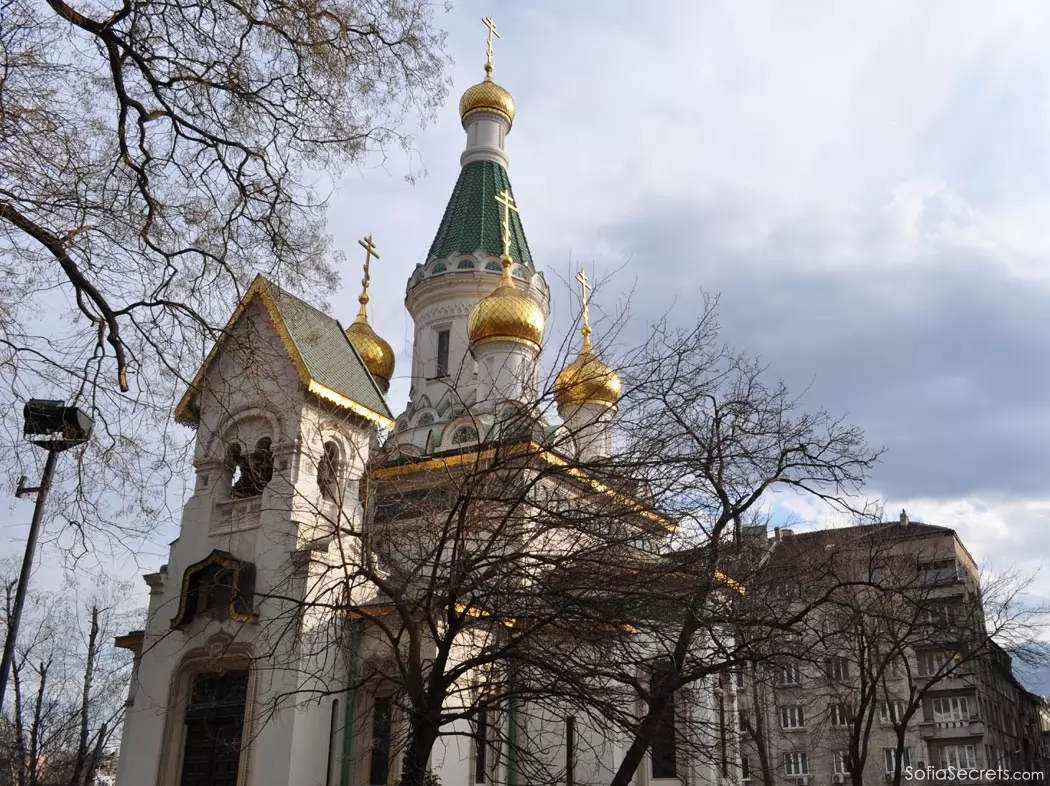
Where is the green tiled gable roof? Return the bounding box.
[264,281,393,422]
[175,275,393,427]
[427,160,534,270]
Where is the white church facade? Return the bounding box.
[113,22,736,786]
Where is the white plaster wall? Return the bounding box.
[116,300,377,786]
[461,113,510,169]
[475,339,540,406]
[559,402,615,463]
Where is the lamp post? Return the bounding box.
[0,399,92,712]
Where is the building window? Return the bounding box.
[369,696,393,785]
[919,559,960,584]
[884,748,911,775]
[917,650,950,677]
[452,425,479,445]
[318,440,340,502]
[741,757,751,782]
[924,604,963,628]
[833,752,848,776]
[457,259,476,269]
[327,699,340,786]
[230,437,274,498]
[738,710,749,730]
[436,330,450,378]
[735,669,745,689]
[779,705,805,730]
[829,704,850,728]
[650,671,677,779]
[474,708,489,784]
[878,700,907,725]
[825,657,850,681]
[169,551,257,630]
[932,696,971,724]
[777,663,802,686]
[565,716,575,786]
[179,669,249,786]
[783,752,809,777]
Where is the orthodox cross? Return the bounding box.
[483,16,500,74]
[494,189,518,261]
[357,234,380,307]
[576,268,593,344]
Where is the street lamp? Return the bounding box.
[0,399,92,712]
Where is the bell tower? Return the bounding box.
[389,18,549,457]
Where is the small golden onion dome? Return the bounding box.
[554,337,621,410]
[460,73,515,128]
[468,258,544,350]
[346,305,395,391]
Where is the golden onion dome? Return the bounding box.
[346,303,395,392]
[554,341,621,410]
[459,73,515,128]
[468,257,544,350]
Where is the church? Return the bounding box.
[113,20,734,786]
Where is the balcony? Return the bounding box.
[919,718,985,740]
[213,497,262,534]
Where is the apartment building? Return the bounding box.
[736,515,1046,785]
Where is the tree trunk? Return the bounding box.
[608,695,669,786]
[398,709,441,786]
[69,605,100,786]
[750,676,775,786]
[29,661,49,786]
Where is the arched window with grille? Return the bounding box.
[452,425,478,445]
[318,440,340,502]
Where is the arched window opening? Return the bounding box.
[485,261,502,272]
[231,437,273,498]
[180,669,250,785]
[318,441,340,503]
[457,259,476,269]
[195,565,236,617]
[650,665,678,779]
[452,426,479,445]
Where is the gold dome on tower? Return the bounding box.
[554,346,621,410]
[460,16,515,128]
[554,270,621,410]
[460,78,515,128]
[468,257,544,350]
[469,188,544,350]
[346,235,395,391]
[347,318,395,390]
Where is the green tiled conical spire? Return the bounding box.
[427,160,534,270]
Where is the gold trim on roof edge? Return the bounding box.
[370,440,671,530]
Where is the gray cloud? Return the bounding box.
[595,191,1050,502]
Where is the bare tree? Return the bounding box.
[0,569,137,786]
[0,0,449,550]
[582,306,880,786]
[736,520,1050,786]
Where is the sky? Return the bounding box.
[7,1,1050,689]
[326,0,1050,684]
